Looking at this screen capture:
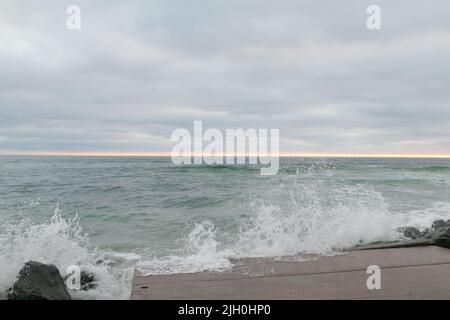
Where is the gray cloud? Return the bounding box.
[1,0,450,154]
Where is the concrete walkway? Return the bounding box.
[132,246,450,300]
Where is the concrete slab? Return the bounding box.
[132,246,450,300]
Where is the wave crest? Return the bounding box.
[0,206,135,300]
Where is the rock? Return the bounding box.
[7,261,71,300]
[430,227,450,249]
[359,221,450,251]
[80,271,97,291]
[420,228,431,236]
[400,226,422,240]
[432,219,447,230]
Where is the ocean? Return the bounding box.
[1,156,450,299]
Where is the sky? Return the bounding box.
[1,0,450,156]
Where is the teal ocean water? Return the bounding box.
[1,156,450,299]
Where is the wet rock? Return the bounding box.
[401,226,422,240]
[430,227,450,249]
[432,220,447,230]
[7,261,71,300]
[80,271,97,291]
[358,219,450,251]
[420,228,435,239]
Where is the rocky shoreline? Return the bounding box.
[7,261,97,300]
[355,219,450,250]
[5,220,449,300]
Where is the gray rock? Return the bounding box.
[7,261,71,300]
[358,221,450,251]
[421,228,435,239]
[80,271,97,291]
[432,219,447,230]
[430,226,450,249]
[401,226,422,239]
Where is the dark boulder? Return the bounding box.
[400,226,422,240]
[7,261,71,300]
[432,219,448,230]
[430,226,450,249]
[358,220,450,251]
[80,271,97,291]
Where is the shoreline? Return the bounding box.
[132,246,450,300]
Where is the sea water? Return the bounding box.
[1,156,450,299]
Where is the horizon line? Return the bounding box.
[1,151,450,158]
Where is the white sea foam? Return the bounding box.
[398,202,450,230]
[0,206,135,300]
[235,188,400,257]
[2,189,450,298]
[137,221,232,275]
[136,180,450,276]
[137,184,405,275]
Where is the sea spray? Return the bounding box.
[137,221,232,275]
[137,183,405,275]
[399,202,450,230]
[234,184,402,257]
[2,157,450,297]
[0,207,135,300]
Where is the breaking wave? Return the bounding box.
[0,206,135,300]
[2,189,450,299]
[136,183,450,276]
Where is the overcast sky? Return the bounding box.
[1,0,450,155]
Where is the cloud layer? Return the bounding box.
[1,0,450,154]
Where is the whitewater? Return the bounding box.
[1,156,450,299]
